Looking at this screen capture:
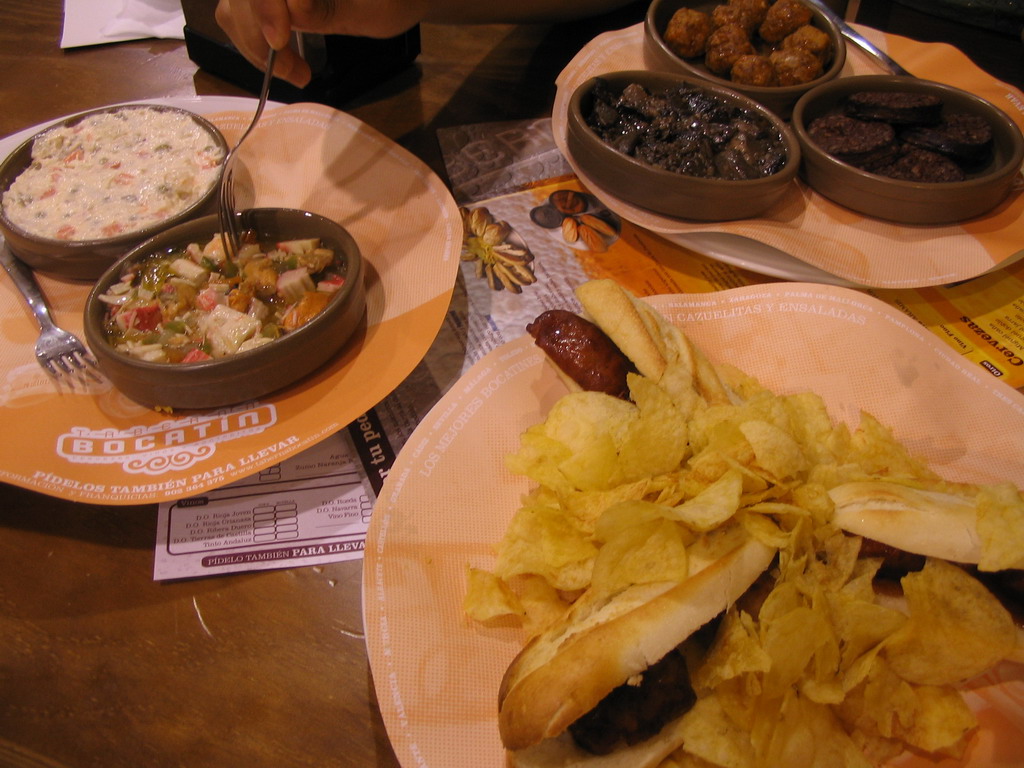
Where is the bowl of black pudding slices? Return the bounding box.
[792,75,1024,224]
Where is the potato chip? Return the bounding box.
[591,518,689,596]
[505,428,572,492]
[762,692,874,768]
[738,511,791,550]
[846,411,939,480]
[740,419,808,482]
[619,373,691,480]
[463,566,523,623]
[558,430,625,491]
[976,481,1024,571]
[825,592,906,675]
[495,502,598,591]
[687,404,741,457]
[802,527,860,592]
[686,521,755,575]
[542,390,636,450]
[837,656,976,757]
[693,609,771,693]
[789,482,835,527]
[847,730,904,768]
[677,693,756,768]
[595,499,689,542]
[561,479,653,537]
[687,423,757,488]
[761,604,833,699]
[670,469,743,532]
[741,389,794,431]
[510,574,570,637]
[882,558,1016,685]
[841,558,884,603]
[757,579,804,624]
[507,392,638,493]
[804,600,844,705]
[899,683,977,756]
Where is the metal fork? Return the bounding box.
[0,243,102,391]
[218,48,277,258]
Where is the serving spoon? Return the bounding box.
[804,0,913,77]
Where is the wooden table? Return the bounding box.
[0,2,648,766]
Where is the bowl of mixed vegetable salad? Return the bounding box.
[0,104,228,280]
[83,207,365,409]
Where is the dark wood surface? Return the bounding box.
[852,0,1023,87]
[0,2,649,767]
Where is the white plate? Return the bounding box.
[363,286,1024,768]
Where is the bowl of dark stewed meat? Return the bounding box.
[792,75,1024,224]
[644,0,846,118]
[566,70,800,221]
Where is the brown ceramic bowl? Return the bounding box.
[791,75,1024,224]
[0,104,227,281]
[566,70,800,221]
[644,0,846,118]
[83,208,366,410]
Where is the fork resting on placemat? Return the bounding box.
[0,244,102,391]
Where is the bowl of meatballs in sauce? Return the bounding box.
[644,0,846,118]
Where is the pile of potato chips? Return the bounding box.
[464,293,1023,767]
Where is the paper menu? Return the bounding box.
[153,432,372,579]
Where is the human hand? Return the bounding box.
[215,0,427,88]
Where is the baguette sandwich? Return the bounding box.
[499,530,775,766]
[504,279,775,764]
[829,479,1024,663]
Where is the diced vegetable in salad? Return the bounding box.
[97,232,347,363]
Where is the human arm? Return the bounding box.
[215,0,635,87]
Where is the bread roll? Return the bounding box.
[829,480,983,565]
[498,533,776,754]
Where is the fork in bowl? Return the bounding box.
[218,48,277,258]
[0,243,102,391]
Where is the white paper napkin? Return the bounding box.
[61,0,185,49]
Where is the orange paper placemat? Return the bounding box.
[551,25,1024,289]
[0,100,461,504]
[364,285,1024,768]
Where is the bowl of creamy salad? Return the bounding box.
[83,208,366,410]
[0,104,228,280]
